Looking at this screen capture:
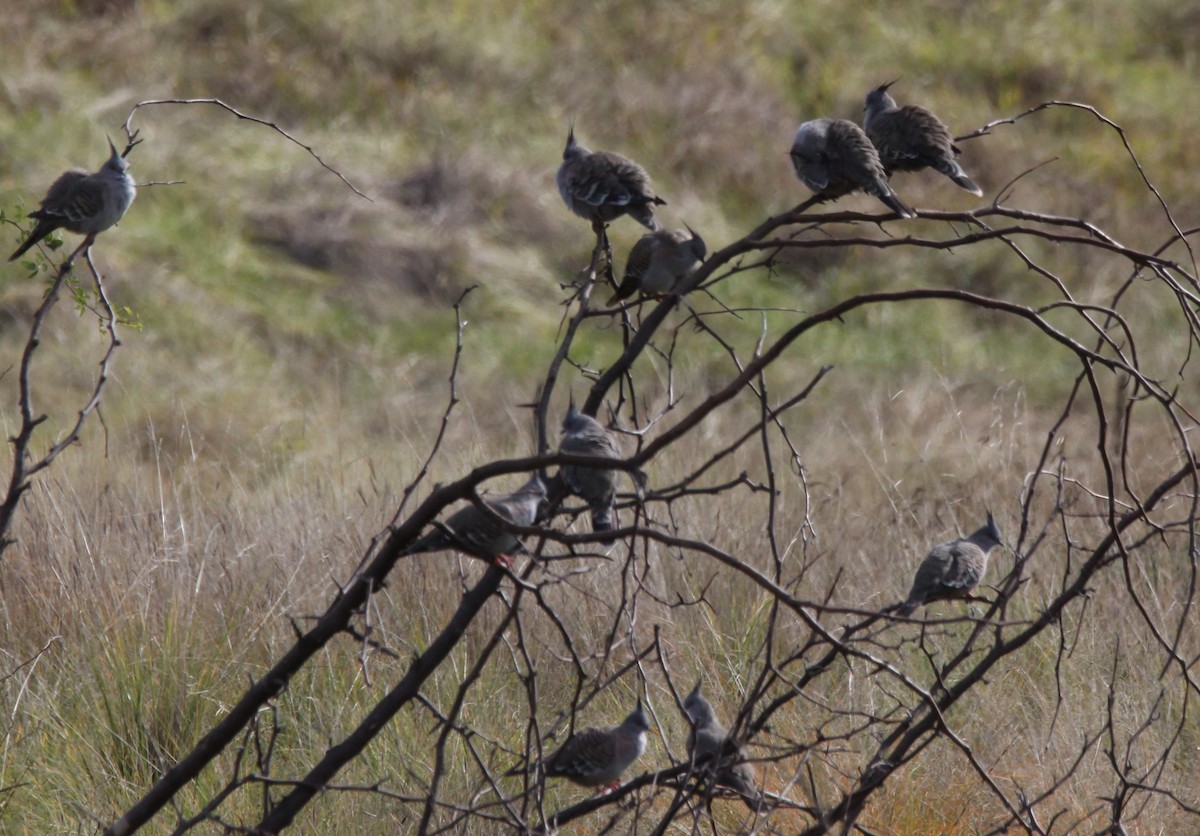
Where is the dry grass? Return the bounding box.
[4,361,1196,832]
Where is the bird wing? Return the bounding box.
[609,234,657,302]
[825,120,889,193]
[690,724,759,798]
[790,148,830,191]
[31,170,89,220]
[623,234,655,284]
[909,540,985,604]
[485,492,527,527]
[546,725,616,782]
[51,175,109,232]
[875,106,956,169]
[561,424,621,460]
[942,542,986,591]
[560,427,620,502]
[406,500,515,560]
[689,723,730,759]
[906,544,953,602]
[569,151,656,209]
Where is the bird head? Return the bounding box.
[562,399,580,426]
[864,78,901,115]
[561,401,594,434]
[791,119,830,158]
[983,511,1002,547]
[626,701,651,733]
[562,121,583,159]
[104,136,130,173]
[683,681,714,726]
[682,224,708,261]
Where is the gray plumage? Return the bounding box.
[684,683,761,810]
[543,702,650,790]
[608,226,707,304]
[789,118,915,219]
[898,513,1002,616]
[10,138,137,262]
[559,405,622,546]
[557,125,665,231]
[404,474,546,566]
[863,80,983,196]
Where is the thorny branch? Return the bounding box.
[0,243,125,559]
[100,101,1200,835]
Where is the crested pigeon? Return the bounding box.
[683,683,761,811]
[789,118,915,219]
[542,701,650,792]
[863,80,983,196]
[556,125,665,232]
[403,474,546,567]
[558,405,622,546]
[608,226,707,304]
[898,513,1002,616]
[9,138,137,262]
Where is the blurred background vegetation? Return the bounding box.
[0,0,1197,831]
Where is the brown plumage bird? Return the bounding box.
[898,513,1002,616]
[789,118,915,218]
[863,80,983,196]
[539,702,650,792]
[559,405,622,546]
[556,125,665,232]
[9,139,137,262]
[402,475,546,567]
[608,226,707,304]
[683,683,762,812]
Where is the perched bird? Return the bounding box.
[863,80,983,196]
[556,125,665,232]
[898,513,1002,616]
[608,226,707,304]
[789,118,915,219]
[9,138,137,262]
[541,701,651,792]
[403,474,546,567]
[558,405,622,546]
[683,683,761,811]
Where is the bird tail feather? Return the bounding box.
[630,204,663,231]
[879,189,916,219]
[951,173,984,197]
[591,505,616,547]
[937,159,984,197]
[8,222,52,262]
[607,276,639,305]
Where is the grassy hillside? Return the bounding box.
[1,0,1198,832]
